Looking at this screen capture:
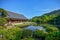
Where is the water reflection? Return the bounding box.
[23,26,46,32]
[23,24,60,32]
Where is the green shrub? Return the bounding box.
[22,30,33,38]
[0,27,23,40]
[0,18,7,26]
[46,27,58,32]
[24,38,34,40]
[45,30,59,40]
[0,8,7,17]
[15,23,31,28]
[15,22,37,28]
[35,30,47,37]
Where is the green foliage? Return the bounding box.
[35,30,47,37]
[22,30,33,38]
[0,26,6,29]
[0,18,7,26]
[30,16,40,24]
[0,8,7,26]
[15,22,37,28]
[0,27,23,40]
[45,25,59,40]
[30,9,60,25]
[0,8,7,17]
[0,8,60,40]
[57,30,60,40]
[24,38,34,40]
[38,24,60,40]
[45,31,60,40]
[46,27,58,32]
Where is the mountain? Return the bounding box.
[46,9,60,23]
[30,9,60,24]
[44,9,60,16]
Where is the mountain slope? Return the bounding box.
[30,9,60,24]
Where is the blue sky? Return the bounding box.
[0,0,60,18]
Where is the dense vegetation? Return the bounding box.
[0,8,60,40]
[0,8,7,17]
[0,8,8,26]
[30,9,60,25]
[0,27,23,40]
[30,9,60,40]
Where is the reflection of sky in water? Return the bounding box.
[24,26,46,32]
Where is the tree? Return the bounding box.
[0,8,7,17]
[0,8,8,26]
[35,30,47,37]
[30,16,41,25]
[0,18,7,26]
[1,27,23,40]
[22,30,33,38]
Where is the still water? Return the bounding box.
[23,26,46,32]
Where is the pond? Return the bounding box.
[23,26,46,32]
[22,24,59,40]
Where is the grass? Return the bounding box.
[14,22,37,28]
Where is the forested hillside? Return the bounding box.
[30,9,60,24]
